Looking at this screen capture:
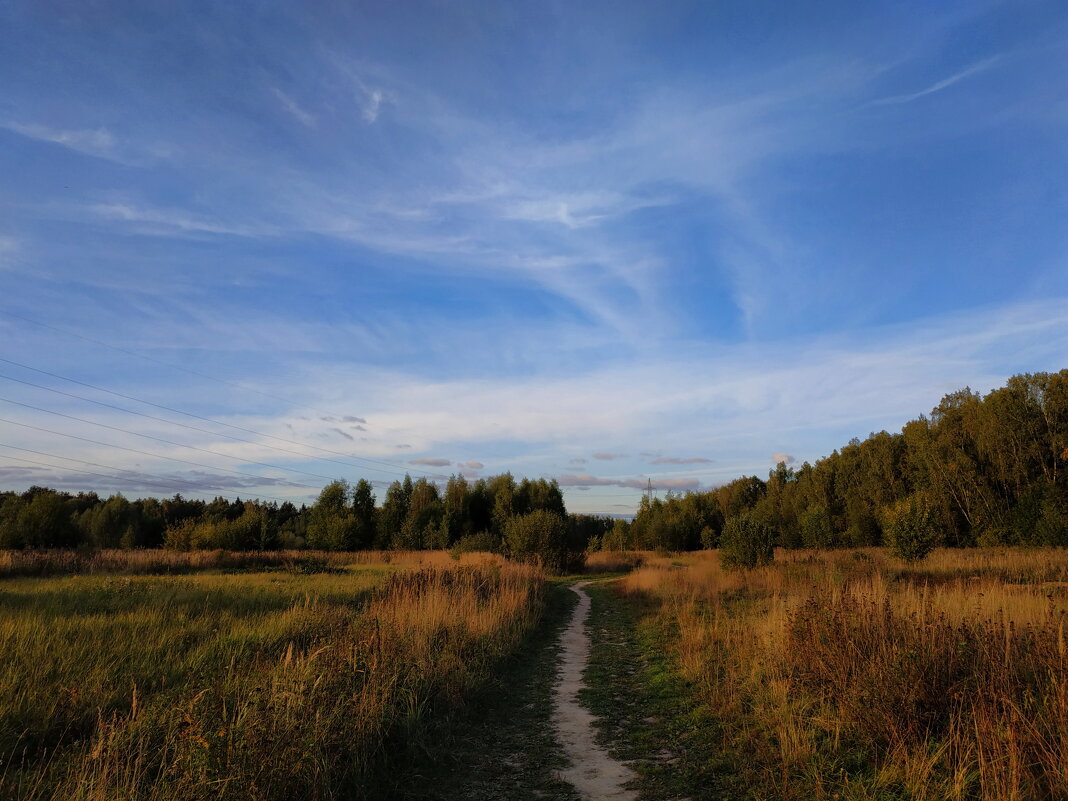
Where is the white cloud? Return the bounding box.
[870,56,1001,106]
[90,203,267,237]
[4,121,116,158]
[362,89,383,123]
[771,453,796,465]
[270,87,316,127]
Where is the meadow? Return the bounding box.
[620,547,1068,800]
[0,550,542,800]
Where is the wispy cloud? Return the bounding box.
[4,121,117,158]
[409,457,451,467]
[870,56,1001,106]
[458,460,483,469]
[362,89,384,123]
[270,87,316,127]
[771,452,796,465]
[592,452,626,461]
[89,203,267,237]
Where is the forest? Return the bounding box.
[624,369,1068,553]
[2,370,1065,559]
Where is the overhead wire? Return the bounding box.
[0,396,355,483]
[0,442,306,504]
[0,444,304,505]
[0,356,440,478]
[0,416,322,492]
[0,370,417,479]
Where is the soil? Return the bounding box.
[552,581,639,801]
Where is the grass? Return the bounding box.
[0,548,465,579]
[388,580,582,800]
[619,547,1068,801]
[582,579,733,800]
[0,553,543,800]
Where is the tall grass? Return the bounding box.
[0,548,475,579]
[622,548,1068,800]
[0,556,541,800]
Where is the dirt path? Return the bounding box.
[553,581,639,801]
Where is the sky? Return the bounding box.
[1,0,1066,515]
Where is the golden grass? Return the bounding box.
[0,554,542,800]
[0,547,508,579]
[622,547,1068,800]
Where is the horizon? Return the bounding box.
[2,1,1067,515]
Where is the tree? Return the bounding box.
[719,510,775,570]
[882,492,942,562]
[799,503,834,549]
[16,490,76,548]
[376,479,409,549]
[351,479,377,549]
[306,480,357,551]
[504,509,573,573]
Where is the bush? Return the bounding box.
[449,530,500,559]
[719,511,775,570]
[503,510,576,573]
[882,492,941,561]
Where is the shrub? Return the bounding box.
[503,509,575,573]
[449,530,500,559]
[882,493,941,561]
[719,511,775,570]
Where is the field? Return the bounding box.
[3,546,1067,801]
[0,551,541,800]
[618,547,1068,800]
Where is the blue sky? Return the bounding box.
[1,0,1066,514]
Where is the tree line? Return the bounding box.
[0,473,612,571]
[614,370,1067,555]
[3,370,1063,561]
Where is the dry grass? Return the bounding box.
[583,549,648,573]
[621,547,1068,800]
[0,548,502,579]
[0,554,542,800]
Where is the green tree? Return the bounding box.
[504,509,572,572]
[307,480,357,551]
[351,479,377,549]
[719,510,775,570]
[882,492,942,561]
[799,503,834,549]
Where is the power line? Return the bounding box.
[0,370,418,479]
[0,395,350,483]
[0,308,323,412]
[0,417,322,492]
[0,356,439,478]
[0,442,304,504]
[0,454,307,504]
